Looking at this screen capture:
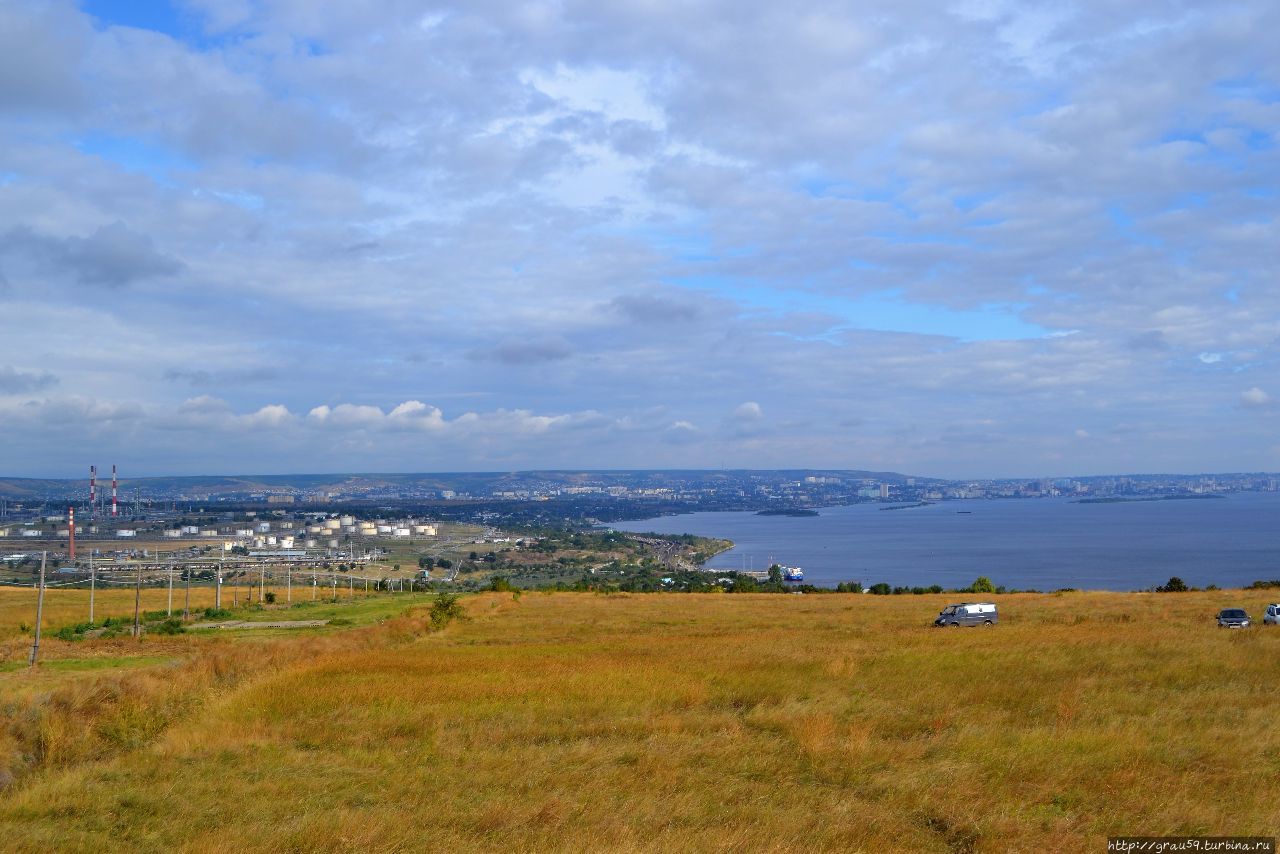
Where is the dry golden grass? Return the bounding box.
[2,590,1280,852]
[0,585,222,640]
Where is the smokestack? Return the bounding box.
[90,465,97,518]
[112,465,118,518]
[68,506,76,560]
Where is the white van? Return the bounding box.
[934,602,998,627]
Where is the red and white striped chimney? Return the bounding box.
[111,465,118,518]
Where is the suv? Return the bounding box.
[1217,608,1252,629]
[1263,604,1280,626]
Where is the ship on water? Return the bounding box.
[782,565,804,582]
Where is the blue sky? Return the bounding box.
[0,0,1278,478]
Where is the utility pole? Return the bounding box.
[89,544,96,624]
[259,565,265,604]
[287,565,291,603]
[183,565,191,620]
[28,552,46,670]
[312,569,317,601]
[132,557,143,639]
[331,572,337,602]
[167,565,174,616]
[216,559,222,609]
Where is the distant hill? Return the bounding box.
[0,469,933,499]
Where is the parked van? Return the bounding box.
[934,602,998,627]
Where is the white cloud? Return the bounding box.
[3,1,1280,477]
[1241,387,1272,409]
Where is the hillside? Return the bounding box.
[2,590,1278,851]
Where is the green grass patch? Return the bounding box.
[2,654,174,673]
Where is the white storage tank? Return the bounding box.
[324,519,341,530]
[163,529,182,538]
[393,528,411,537]
[339,515,355,526]
[377,525,393,534]
[413,524,437,536]
[327,538,339,548]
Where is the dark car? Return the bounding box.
[1217,608,1252,628]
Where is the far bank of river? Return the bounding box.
[608,493,1280,591]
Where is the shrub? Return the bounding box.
[968,576,996,594]
[153,618,186,635]
[1156,576,1189,592]
[202,607,233,619]
[429,594,467,629]
[264,591,277,604]
[868,583,892,595]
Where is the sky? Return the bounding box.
[0,0,1278,479]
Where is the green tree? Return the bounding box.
[767,564,783,584]
[969,576,996,594]
[1157,576,1189,592]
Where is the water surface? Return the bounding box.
[610,494,1280,590]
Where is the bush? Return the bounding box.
[264,591,277,604]
[202,607,233,619]
[868,583,892,595]
[430,593,467,629]
[1156,576,1189,592]
[968,576,996,594]
[153,618,186,635]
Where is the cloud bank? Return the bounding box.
[1,0,1278,476]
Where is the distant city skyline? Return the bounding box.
[2,1,1278,478]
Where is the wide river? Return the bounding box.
[609,493,1280,591]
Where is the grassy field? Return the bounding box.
[2,589,1279,851]
[0,585,221,642]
